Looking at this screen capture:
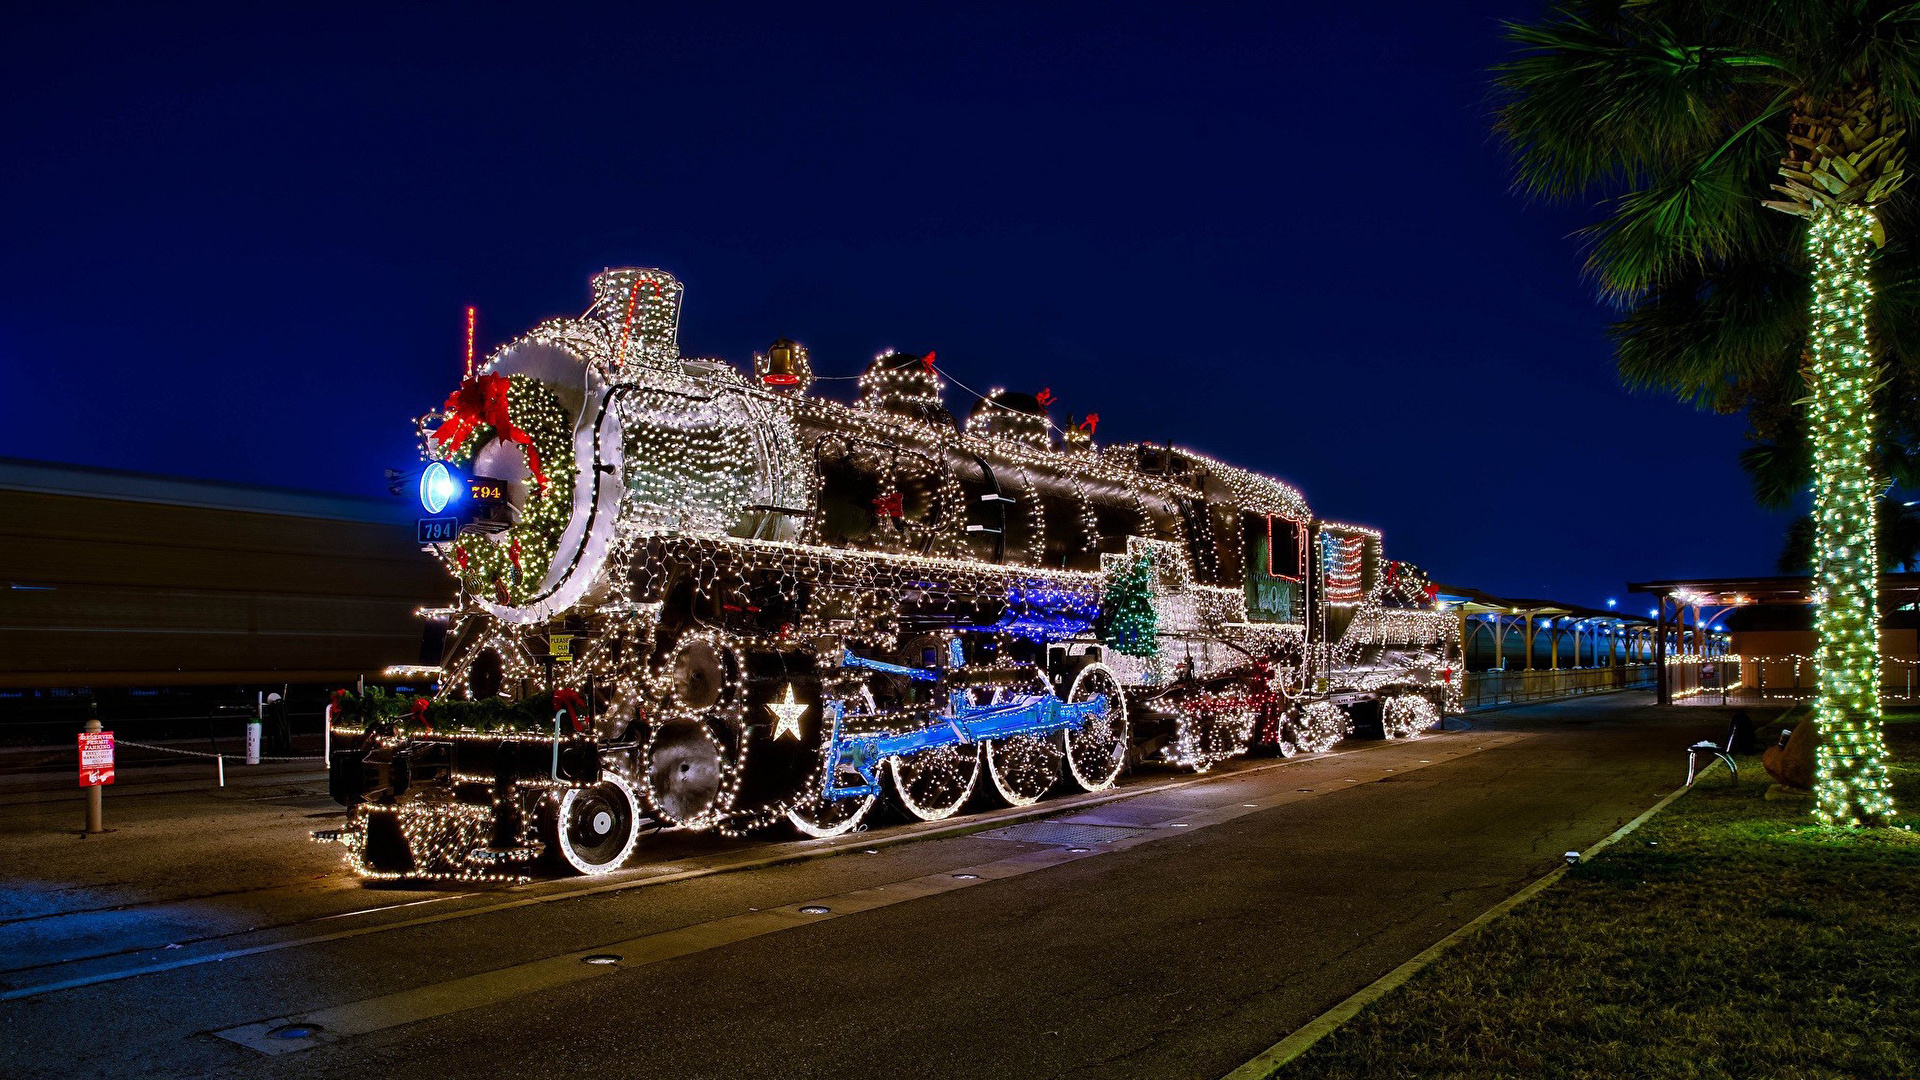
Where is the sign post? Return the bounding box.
[78,719,113,833]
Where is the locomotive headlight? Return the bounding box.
[420,461,462,515]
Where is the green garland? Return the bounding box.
[329,687,573,737]
[437,374,577,606]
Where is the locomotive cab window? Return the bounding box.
[1243,513,1302,623]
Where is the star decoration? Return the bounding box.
[766,684,808,741]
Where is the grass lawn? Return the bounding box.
[1267,711,1920,1080]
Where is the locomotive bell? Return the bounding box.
[758,337,812,392]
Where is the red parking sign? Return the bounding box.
[79,731,114,787]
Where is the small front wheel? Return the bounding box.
[551,774,645,875]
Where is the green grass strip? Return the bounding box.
[1248,715,1920,1080]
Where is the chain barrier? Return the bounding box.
[113,739,325,764]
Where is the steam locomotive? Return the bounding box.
[322,269,1462,880]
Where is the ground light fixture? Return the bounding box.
[1563,851,1581,866]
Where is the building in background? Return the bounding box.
[0,458,446,693]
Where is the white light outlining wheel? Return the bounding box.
[787,789,877,837]
[1273,728,1302,758]
[986,733,1061,806]
[889,742,983,821]
[1290,700,1351,754]
[789,687,882,836]
[888,682,985,821]
[977,672,1062,806]
[1062,663,1128,792]
[1382,695,1439,738]
[554,773,643,875]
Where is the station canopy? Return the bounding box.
[1434,584,1653,628]
[1627,573,1920,611]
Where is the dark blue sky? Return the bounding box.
[0,2,1783,610]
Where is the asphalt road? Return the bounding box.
[0,694,1769,1080]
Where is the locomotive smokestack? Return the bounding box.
[588,268,684,374]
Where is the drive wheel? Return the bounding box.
[889,743,983,821]
[1382,695,1439,738]
[1062,662,1128,792]
[1289,699,1350,754]
[787,688,881,837]
[1273,728,1302,758]
[889,680,984,821]
[552,774,644,875]
[985,671,1063,806]
[786,789,877,837]
[986,734,1060,806]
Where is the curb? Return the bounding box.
[1221,781,1690,1080]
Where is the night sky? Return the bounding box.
[1,2,1784,611]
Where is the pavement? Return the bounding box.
[0,693,1775,1080]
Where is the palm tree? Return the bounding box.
[1495,1,1920,826]
[1610,192,1920,562]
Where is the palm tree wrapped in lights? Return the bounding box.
[1496,1,1918,825]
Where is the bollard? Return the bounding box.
[247,692,263,766]
[217,754,225,787]
[82,717,105,834]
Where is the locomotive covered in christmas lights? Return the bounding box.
[321,269,1462,880]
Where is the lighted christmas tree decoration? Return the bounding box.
[1098,550,1159,657]
[321,268,1464,879]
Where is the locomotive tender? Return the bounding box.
[323,269,1462,879]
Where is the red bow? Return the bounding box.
[431,374,548,489]
[554,688,590,733]
[920,351,937,374]
[1036,388,1054,407]
[1078,413,1099,435]
[409,696,434,733]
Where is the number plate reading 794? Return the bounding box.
[417,516,460,543]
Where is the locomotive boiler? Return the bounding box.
[321,269,1462,879]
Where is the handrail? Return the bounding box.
[1460,664,1656,710]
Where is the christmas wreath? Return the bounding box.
[430,373,578,606]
